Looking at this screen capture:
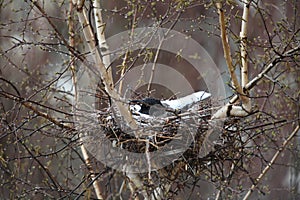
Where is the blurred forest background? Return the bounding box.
[0,0,299,199]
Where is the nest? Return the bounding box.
[83,95,247,197]
[99,99,211,154]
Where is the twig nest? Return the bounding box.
[102,97,212,154]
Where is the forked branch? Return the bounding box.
[75,3,138,130]
[74,2,148,199]
[213,44,300,119]
[216,2,247,103]
[213,2,251,118]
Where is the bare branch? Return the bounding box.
[242,125,300,200]
[92,0,111,70]
[240,0,250,89]
[147,35,163,93]
[212,44,300,118]
[80,144,104,199]
[76,5,139,130]
[213,2,251,118]
[0,91,73,130]
[216,3,247,104]
[118,7,137,94]
[69,1,104,199]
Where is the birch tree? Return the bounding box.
[0,0,299,199]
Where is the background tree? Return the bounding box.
[0,0,299,199]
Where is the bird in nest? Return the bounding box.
[129,91,211,118]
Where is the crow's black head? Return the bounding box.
[130,98,163,115]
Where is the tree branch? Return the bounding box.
[242,125,300,200]
[216,3,247,104]
[212,44,300,118]
[213,2,251,118]
[240,0,250,89]
[92,0,111,71]
[75,5,139,131]
[69,1,104,199]
[0,91,73,130]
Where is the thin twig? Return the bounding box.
[147,10,182,94]
[118,7,137,94]
[147,35,163,93]
[30,0,84,62]
[1,91,73,130]
[242,125,300,200]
